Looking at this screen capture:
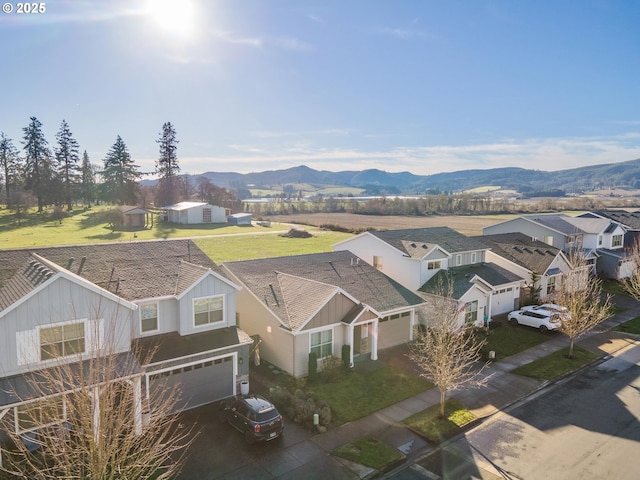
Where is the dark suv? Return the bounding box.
[219,395,284,444]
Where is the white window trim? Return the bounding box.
[193,294,226,328]
[139,302,160,335]
[470,252,477,264]
[456,254,462,266]
[308,326,334,359]
[37,319,88,363]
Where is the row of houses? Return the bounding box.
[1,209,639,458]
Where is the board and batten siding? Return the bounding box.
[4,276,134,377]
[177,275,238,336]
[303,293,357,331]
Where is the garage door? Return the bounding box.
[378,312,412,350]
[149,355,235,412]
[492,288,516,315]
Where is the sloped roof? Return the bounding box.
[475,233,563,275]
[224,251,424,331]
[0,240,225,307]
[161,201,208,210]
[420,263,524,299]
[0,257,59,310]
[369,227,488,257]
[525,214,613,235]
[582,210,640,230]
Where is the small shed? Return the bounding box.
[118,206,150,228]
[161,202,226,224]
[227,213,253,226]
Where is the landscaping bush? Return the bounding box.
[308,352,318,382]
[341,344,351,370]
[268,385,332,429]
[319,355,344,382]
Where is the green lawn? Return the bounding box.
[308,366,433,425]
[332,437,404,470]
[194,230,353,263]
[0,205,353,257]
[614,316,640,334]
[478,325,551,360]
[404,399,476,444]
[511,346,600,380]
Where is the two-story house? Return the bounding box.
[474,233,573,303]
[333,227,525,326]
[0,240,250,457]
[483,214,628,279]
[222,251,425,377]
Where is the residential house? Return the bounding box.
[483,214,628,279]
[161,201,227,224]
[475,233,572,303]
[222,251,425,378]
[333,227,525,325]
[0,240,249,458]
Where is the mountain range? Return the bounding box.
[169,158,640,196]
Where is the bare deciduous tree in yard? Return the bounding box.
[555,251,612,358]
[0,332,195,480]
[408,282,487,417]
[622,239,640,301]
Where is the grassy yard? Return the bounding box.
[404,399,476,444]
[332,437,404,470]
[478,324,551,361]
[0,205,353,256]
[511,346,600,380]
[308,366,433,425]
[614,316,640,334]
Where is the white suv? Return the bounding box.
[508,309,562,333]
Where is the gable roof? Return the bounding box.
[0,240,228,306]
[580,210,640,231]
[475,233,565,275]
[223,251,424,331]
[420,263,524,299]
[369,227,488,258]
[518,214,615,236]
[161,201,210,210]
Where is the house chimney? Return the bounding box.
[77,256,86,275]
[66,258,75,269]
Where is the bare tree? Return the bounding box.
[622,239,640,301]
[555,251,612,358]
[408,282,487,417]
[0,330,195,479]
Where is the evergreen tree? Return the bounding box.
[0,132,21,207]
[22,116,53,212]
[55,119,81,210]
[102,135,141,205]
[80,150,96,208]
[155,121,180,207]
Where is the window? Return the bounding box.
[310,329,332,359]
[202,208,212,223]
[544,236,553,246]
[464,301,478,324]
[140,303,159,333]
[612,235,623,247]
[547,276,557,294]
[40,322,85,361]
[598,235,603,246]
[455,255,462,266]
[427,261,441,270]
[373,256,383,269]
[16,396,65,433]
[470,252,477,264]
[194,296,224,326]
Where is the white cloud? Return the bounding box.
[210,30,263,48]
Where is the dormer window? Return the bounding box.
[373,256,383,269]
[194,295,225,327]
[612,234,623,248]
[427,261,441,270]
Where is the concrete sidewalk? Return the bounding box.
[279,295,640,479]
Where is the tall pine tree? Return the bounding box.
[155,122,180,207]
[102,136,140,205]
[22,116,53,212]
[80,150,96,208]
[55,119,81,210]
[0,132,21,208]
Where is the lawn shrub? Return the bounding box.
[319,355,344,382]
[341,344,351,370]
[268,386,332,428]
[308,352,318,382]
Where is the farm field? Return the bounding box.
[261,212,510,236]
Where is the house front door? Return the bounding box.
[353,324,370,356]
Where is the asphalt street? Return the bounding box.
[442,343,640,480]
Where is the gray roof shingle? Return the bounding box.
[420,263,524,299]
[475,233,563,275]
[369,227,488,257]
[224,251,424,331]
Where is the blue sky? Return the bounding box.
[1,0,639,178]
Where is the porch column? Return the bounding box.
[486,291,493,326]
[0,408,8,467]
[131,376,142,435]
[90,387,100,444]
[370,320,378,361]
[347,324,355,367]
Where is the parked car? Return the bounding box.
[218,395,284,444]
[522,303,571,319]
[507,309,562,332]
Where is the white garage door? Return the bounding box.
[149,355,235,412]
[492,288,516,315]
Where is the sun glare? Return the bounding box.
[148,0,195,37]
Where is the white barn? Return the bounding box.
[162,202,227,224]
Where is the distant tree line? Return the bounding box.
[0,118,241,220]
